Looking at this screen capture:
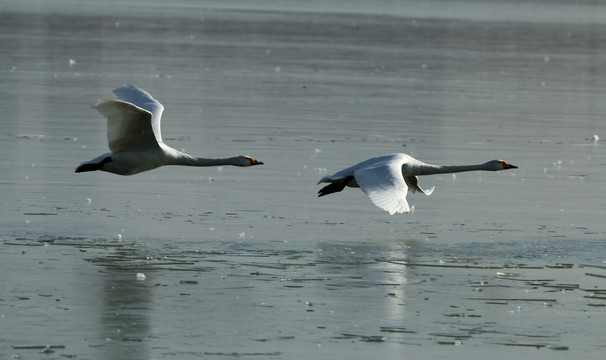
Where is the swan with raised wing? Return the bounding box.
[317,153,517,215]
[75,84,263,175]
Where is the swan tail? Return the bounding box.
[317,175,333,185]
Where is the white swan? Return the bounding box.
[75,84,263,175]
[317,153,517,215]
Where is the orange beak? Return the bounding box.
[248,157,263,166]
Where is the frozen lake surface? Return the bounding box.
[2,0,606,359]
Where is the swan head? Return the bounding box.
[486,159,517,171]
[237,156,263,167]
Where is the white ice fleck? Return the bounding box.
[136,273,146,281]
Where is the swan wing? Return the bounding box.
[95,99,161,154]
[404,176,435,196]
[112,84,165,143]
[354,160,411,215]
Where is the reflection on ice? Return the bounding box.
[4,233,606,357]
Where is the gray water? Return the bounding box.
[2,0,606,359]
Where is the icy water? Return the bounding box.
[2,0,606,359]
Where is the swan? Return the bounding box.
[75,84,263,175]
[317,153,517,215]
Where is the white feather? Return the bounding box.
[318,153,516,215]
[76,85,263,176]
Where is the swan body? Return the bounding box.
[75,84,263,175]
[317,153,517,215]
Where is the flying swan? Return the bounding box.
[317,153,517,215]
[75,84,263,175]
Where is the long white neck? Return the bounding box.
[415,163,493,176]
[173,153,244,167]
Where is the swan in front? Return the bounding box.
[75,84,263,175]
[317,153,517,215]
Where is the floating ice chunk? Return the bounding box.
[136,273,146,281]
[40,345,54,354]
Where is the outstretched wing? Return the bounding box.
[112,84,165,143]
[354,158,411,215]
[404,176,435,196]
[94,99,161,154]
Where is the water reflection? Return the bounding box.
[314,242,412,330]
[97,250,153,360]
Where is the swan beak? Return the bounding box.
[248,157,263,166]
[502,161,517,169]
